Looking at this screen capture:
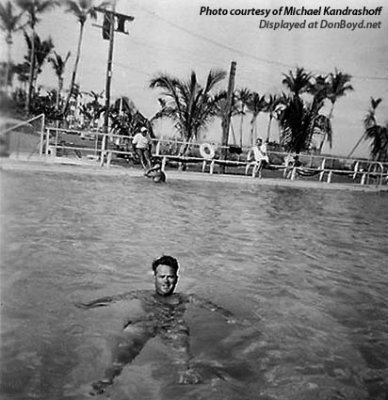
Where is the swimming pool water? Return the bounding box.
[1,169,387,399]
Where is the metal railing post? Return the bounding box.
[39,114,45,157]
[99,133,106,167]
[45,128,50,158]
[161,156,167,171]
[319,158,326,181]
[290,167,297,180]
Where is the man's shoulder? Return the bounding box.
[116,289,151,300]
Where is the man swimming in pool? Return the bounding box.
[77,255,238,395]
[144,162,166,183]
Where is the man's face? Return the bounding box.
[154,264,178,296]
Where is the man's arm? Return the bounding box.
[75,291,141,309]
[131,134,138,151]
[187,294,237,323]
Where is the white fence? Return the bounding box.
[33,127,388,186]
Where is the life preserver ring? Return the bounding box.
[199,143,215,159]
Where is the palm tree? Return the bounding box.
[282,67,311,98]
[280,68,331,153]
[213,90,241,145]
[318,69,353,152]
[16,0,57,113]
[246,92,267,146]
[0,1,24,91]
[86,90,104,127]
[265,93,286,142]
[364,97,381,128]
[363,97,388,161]
[13,62,30,90]
[22,31,54,90]
[327,69,353,118]
[48,50,71,111]
[150,69,226,154]
[279,95,316,153]
[63,0,110,116]
[236,88,251,147]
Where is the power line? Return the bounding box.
[131,1,290,68]
[131,1,388,82]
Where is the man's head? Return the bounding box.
[140,127,148,136]
[256,138,263,146]
[152,255,179,296]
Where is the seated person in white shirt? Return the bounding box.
[132,127,152,169]
[245,138,269,178]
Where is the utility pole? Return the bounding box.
[104,3,116,132]
[93,3,134,132]
[221,61,237,166]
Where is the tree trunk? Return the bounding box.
[5,37,12,93]
[63,22,84,116]
[239,108,244,147]
[318,103,334,153]
[250,115,258,146]
[56,77,63,111]
[266,115,273,142]
[25,27,36,114]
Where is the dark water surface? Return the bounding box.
[1,169,387,399]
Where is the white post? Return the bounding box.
[94,132,98,156]
[161,156,167,171]
[155,140,161,156]
[327,171,333,183]
[202,160,206,173]
[352,161,359,180]
[361,173,367,185]
[252,164,256,177]
[55,129,59,156]
[39,114,45,157]
[100,133,106,167]
[319,158,326,181]
[290,167,297,180]
[210,160,215,174]
[45,128,50,158]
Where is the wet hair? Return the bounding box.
[152,255,179,274]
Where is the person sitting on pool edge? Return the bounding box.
[246,137,269,178]
[144,162,166,183]
[76,255,243,395]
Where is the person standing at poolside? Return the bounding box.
[132,126,152,169]
[246,138,269,178]
[77,255,240,395]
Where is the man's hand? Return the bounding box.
[178,368,202,385]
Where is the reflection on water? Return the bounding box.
[1,170,387,399]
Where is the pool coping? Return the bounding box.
[1,156,387,193]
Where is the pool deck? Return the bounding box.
[1,155,387,193]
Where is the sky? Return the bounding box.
[1,0,388,158]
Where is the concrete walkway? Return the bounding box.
[1,155,387,193]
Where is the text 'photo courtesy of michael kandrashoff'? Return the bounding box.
[199,5,384,30]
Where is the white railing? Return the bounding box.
[40,128,388,186]
[0,114,45,158]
